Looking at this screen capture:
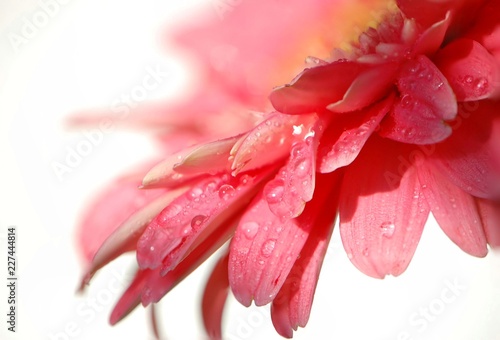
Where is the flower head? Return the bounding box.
[77,0,500,338]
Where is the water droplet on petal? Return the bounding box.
[188,187,203,200]
[265,180,285,204]
[218,184,235,200]
[380,222,395,238]
[242,222,259,240]
[293,158,311,177]
[191,215,208,229]
[159,204,182,222]
[261,239,277,257]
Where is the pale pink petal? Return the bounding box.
[202,253,229,340]
[270,61,373,115]
[271,173,340,336]
[137,170,269,274]
[476,198,500,248]
[231,113,318,174]
[434,38,500,101]
[77,167,167,263]
[78,188,186,290]
[339,137,430,278]
[429,100,500,199]
[326,61,399,113]
[418,163,488,256]
[379,55,457,144]
[318,95,393,173]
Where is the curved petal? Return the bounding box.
[202,252,229,340]
[271,173,340,337]
[464,0,500,55]
[430,100,500,199]
[418,163,488,256]
[379,55,457,144]
[434,38,500,101]
[339,137,430,278]
[412,11,451,56]
[318,95,393,173]
[476,198,500,248]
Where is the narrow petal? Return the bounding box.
[429,100,500,199]
[270,61,373,115]
[229,172,339,307]
[110,269,151,325]
[434,38,500,101]
[379,55,457,144]
[149,305,160,340]
[340,137,430,278]
[271,173,340,336]
[202,252,229,340]
[418,163,488,256]
[230,113,317,175]
[77,168,167,263]
[412,11,451,56]
[318,95,393,173]
[137,170,269,273]
[476,198,500,248]
[79,188,186,290]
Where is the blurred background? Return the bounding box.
[1,1,500,339]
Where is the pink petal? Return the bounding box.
[110,268,150,325]
[79,188,187,291]
[476,198,500,248]
[418,163,488,256]
[263,135,319,221]
[229,172,339,307]
[326,62,399,113]
[230,113,317,175]
[270,61,373,115]
[202,252,229,340]
[379,55,457,144]
[339,137,430,279]
[77,167,167,263]
[318,95,393,173]
[149,305,160,340]
[434,38,500,101]
[137,170,269,274]
[464,0,500,55]
[412,11,451,56]
[271,173,340,337]
[429,100,500,199]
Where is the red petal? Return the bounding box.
[379,55,457,144]
[418,163,488,256]
[476,198,500,248]
[412,11,451,56]
[137,171,267,273]
[464,0,500,55]
[429,100,500,199]
[270,61,372,115]
[396,0,451,28]
[339,137,430,278]
[110,268,150,325]
[318,95,393,173]
[434,38,500,101]
[271,173,340,336]
[202,252,229,340]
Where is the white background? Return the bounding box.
[1,1,500,339]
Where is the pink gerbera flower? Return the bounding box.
[77,0,500,338]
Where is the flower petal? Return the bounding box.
[202,252,229,340]
[476,198,500,248]
[79,188,186,290]
[110,268,150,325]
[231,113,317,174]
[429,100,500,199]
[418,163,488,256]
[339,137,430,278]
[318,95,393,173]
[379,55,457,144]
[464,0,500,55]
[434,38,500,101]
[412,11,451,56]
[271,173,340,336]
[137,170,269,273]
[270,61,373,115]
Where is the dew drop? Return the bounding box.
[191,215,208,229]
[159,204,182,222]
[362,248,369,257]
[218,184,235,200]
[188,187,203,200]
[465,75,473,84]
[242,222,259,240]
[380,222,395,238]
[261,239,277,257]
[293,158,311,177]
[264,180,285,204]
